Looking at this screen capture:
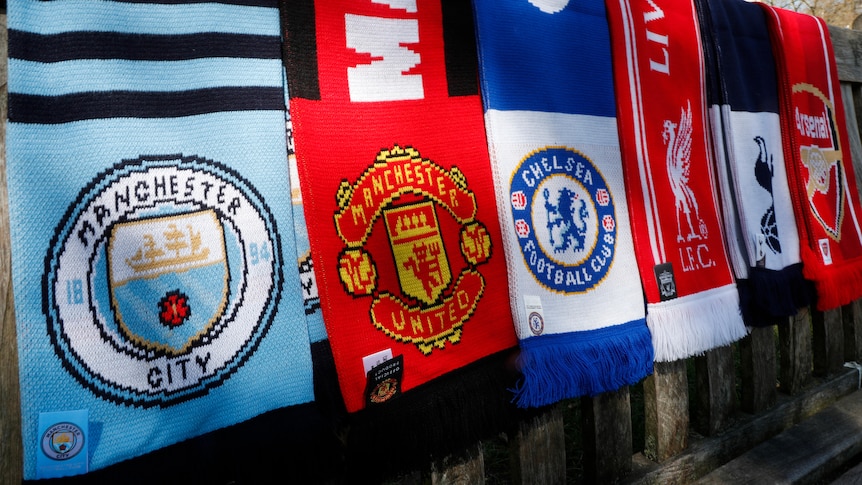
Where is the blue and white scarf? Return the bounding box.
[7,0,313,478]
[473,0,654,408]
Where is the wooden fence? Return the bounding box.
[4,15,862,485]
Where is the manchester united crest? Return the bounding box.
[334,145,492,355]
[45,155,281,407]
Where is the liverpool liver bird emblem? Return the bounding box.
[663,100,706,242]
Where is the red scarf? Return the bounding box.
[281,0,518,475]
[760,5,862,311]
[606,0,746,361]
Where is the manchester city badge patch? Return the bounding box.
[44,155,283,407]
[510,146,617,294]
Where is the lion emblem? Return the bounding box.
[543,187,589,254]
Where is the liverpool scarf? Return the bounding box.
[695,0,813,323]
[606,0,747,361]
[760,5,862,311]
[473,0,654,407]
[282,0,519,475]
[6,0,315,479]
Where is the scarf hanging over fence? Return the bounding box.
[760,4,862,311]
[282,0,519,476]
[472,0,653,408]
[695,0,812,324]
[6,0,315,479]
[605,0,747,361]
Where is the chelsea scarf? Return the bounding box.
[605,0,747,361]
[473,0,654,407]
[282,0,519,475]
[760,5,862,311]
[6,0,315,479]
[695,0,813,323]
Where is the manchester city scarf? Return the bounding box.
[282,0,519,475]
[695,0,813,323]
[605,0,747,361]
[760,5,862,311]
[473,0,654,407]
[6,0,315,479]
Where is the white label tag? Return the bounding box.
[362,348,393,376]
[819,238,833,265]
[524,295,546,336]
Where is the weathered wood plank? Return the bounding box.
[509,405,565,485]
[830,26,862,84]
[582,388,632,484]
[698,389,862,485]
[0,14,22,485]
[625,369,859,485]
[694,345,736,436]
[779,308,813,394]
[813,308,845,377]
[643,360,688,463]
[431,445,485,485]
[739,325,778,414]
[841,83,862,196]
[844,300,862,362]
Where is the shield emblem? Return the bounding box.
[384,201,451,305]
[108,209,229,355]
[801,144,845,240]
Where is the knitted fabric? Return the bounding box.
[282,0,519,476]
[473,0,654,407]
[760,4,862,311]
[696,0,813,323]
[7,0,313,478]
[605,0,747,361]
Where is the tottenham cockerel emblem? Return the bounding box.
[755,136,782,257]
[663,100,707,243]
[510,146,617,293]
[334,145,492,355]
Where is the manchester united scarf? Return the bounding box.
[6,0,315,479]
[282,0,519,475]
[760,5,862,311]
[695,0,813,323]
[473,0,654,408]
[606,0,747,361]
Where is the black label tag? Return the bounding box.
[654,262,678,301]
[364,355,404,406]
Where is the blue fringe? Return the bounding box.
[512,319,654,408]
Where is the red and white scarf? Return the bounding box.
[606,0,747,361]
[760,5,862,311]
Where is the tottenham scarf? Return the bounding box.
[695,0,813,324]
[282,0,519,475]
[473,0,653,408]
[605,0,747,361]
[6,0,315,479]
[760,5,862,311]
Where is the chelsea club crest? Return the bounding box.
[44,155,282,407]
[510,146,616,293]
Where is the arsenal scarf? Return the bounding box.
[6,0,316,479]
[606,0,747,361]
[282,0,519,474]
[473,0,654,408]
[695,0,813,323]
[760,5,862,311]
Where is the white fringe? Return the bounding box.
[647,284,749,362]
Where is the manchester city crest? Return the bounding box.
[44,155,282,407]
[510,146,616,293]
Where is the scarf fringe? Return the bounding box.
[512,320,654,408]
[647,284,748,362]
[345,348,520,481]
[742,263,814,322]
[802,246,862,310]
